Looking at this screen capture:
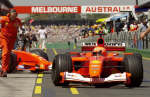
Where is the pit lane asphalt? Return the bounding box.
[0,72,37,97]
[32,48,150,97]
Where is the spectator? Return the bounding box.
[140,26,150,39]
[68,41,71,49]
[31,34,38,48]
[38,26,47,49]
[138,19,148,49]
[123,22,128,32]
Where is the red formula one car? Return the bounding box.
[0,49,52,73]
[52,34,143,87]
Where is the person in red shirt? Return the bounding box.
[0,9,22,77]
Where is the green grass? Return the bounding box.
[46,42,75,50]
[126,48,150,58]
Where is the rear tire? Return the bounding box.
[52,54,72,86]
[8,53,17,73]
[30,49,49,61]
[0,49,17,73]
[30,49,49,73]
[123,53,143,87]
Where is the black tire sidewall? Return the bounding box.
[52,54,72,86]
[30,49,49,61]
[124,53,143,87]
[8,53,17,73]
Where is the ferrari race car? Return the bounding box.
[0,49,52,73]
[51,34,143,87]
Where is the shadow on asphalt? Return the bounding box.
[7,77,37,78]
[43,71,52,74]
[62,84,125,89]
[143,80,150,82]
[61,83,150,89]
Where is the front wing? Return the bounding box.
[60,72,131,84]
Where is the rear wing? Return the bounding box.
[81,42,126,51]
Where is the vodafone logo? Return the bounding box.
[31,6,81,14]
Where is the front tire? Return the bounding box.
[52,54,72,86]
[123,53,143,87]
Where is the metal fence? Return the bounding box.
[75,30,150,50]
[104,30,150,50]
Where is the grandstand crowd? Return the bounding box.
[17,24,82,50]
[16,13,150,51]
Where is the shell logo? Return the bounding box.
[91,60,101,64]
[5,22,8,26]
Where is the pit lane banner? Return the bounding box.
[14,6,134,14]
[81,6,134,13]
[14,6,81,14]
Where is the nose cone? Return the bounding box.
[89,60,102,77]
[91,60,101,64]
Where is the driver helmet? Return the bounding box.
[92,46,106,56]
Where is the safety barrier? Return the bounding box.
[104,30,150,49]
[76,31,150,57]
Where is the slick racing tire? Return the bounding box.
[65,52,80,57]
[0,50,17,73]
[30,49,49,61]
[52,54,72,86]
[8,53,17,73]
[30,49,49,73]
[133,53,142,60]
[123,53,143,87]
